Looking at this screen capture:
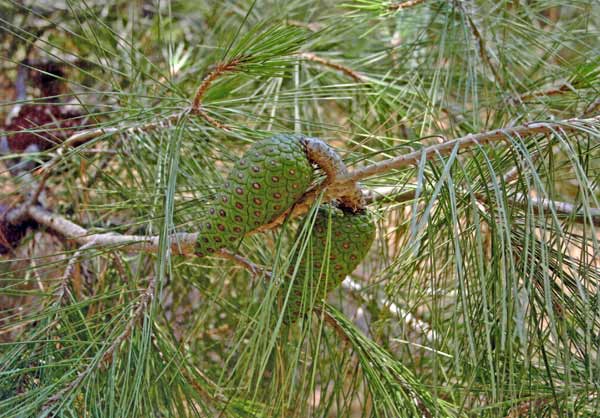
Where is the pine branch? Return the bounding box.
[388,0,427,11]
[26,204,199,255]
[7,115,596,258]
[297,52,366,83]
[285,20,323,32]
[343,115,600,183]
[255,115,600,231]
[218,248,271,279]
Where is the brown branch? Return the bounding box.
[15,116,600,255]
[196,108,231,131]
[512,83,572,104]
[218,248,271,279]
[388,0,426,11]
[191,59,241,112]
[285,20,323,32]
[317,305,353,347]
[296,53,366,83]
[27,205,198,255]
[256,115,600,231]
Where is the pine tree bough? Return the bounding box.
[277,115,600,228]
[10,115,600,258]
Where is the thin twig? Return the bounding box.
[55,240,99,303]
[316,305,353,347]
[217,248,271,279]
[388,0,427,11]
[297,53,366,83]
[191,59,241,111]
[285,20,323,32]
[196,108,231,131]
[453,0,503,86]
[511,83,572,104]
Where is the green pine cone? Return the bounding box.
[195,134,313,257]
[285,205,376,320]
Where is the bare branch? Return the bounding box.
[388,0,427,11]
[26,205,198,255]
[217,248,271,279]
[297,53,366,83]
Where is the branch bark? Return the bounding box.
[15,115,600,255]
[256,115,600,230]
[388,0,427,11]
[297,53,365,83]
